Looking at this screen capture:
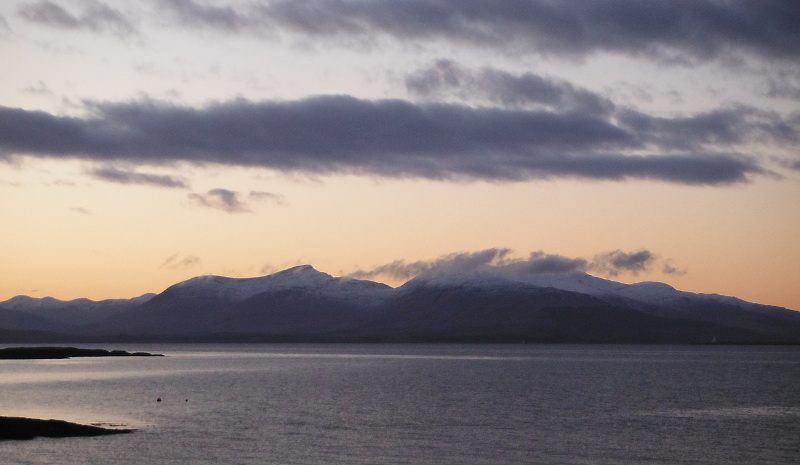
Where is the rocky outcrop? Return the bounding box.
[0,347,162,359]
[0,416,133,440]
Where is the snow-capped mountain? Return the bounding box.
[0,294,156,326]
[164,265,389,302]
[1,265,798,343]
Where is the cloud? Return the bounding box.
[0,14,12,38]
[186,188,284,212]
[161,0,255,33]
[405,61,798,150]
[617,106,798,151]
[592,250,654,277]
[350,248,513,280]
[87,166,188,188]
[21,81,53,96]
[161,253,201,270]
[188,188,251,213]
[17,0,136,37]
[350,248,684,282]
[766,71,800,101]
[70,206,91,215]
[784,159,800,171]
[259,0,800,64]
[661,261,688,277]
[406,60,615,114]
[503,251,589,275]
[1,96,788,185]
[248,190,285,205]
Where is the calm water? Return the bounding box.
[0,344,798,464]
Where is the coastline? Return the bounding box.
[0,416,134,440]
[0,346,163,359]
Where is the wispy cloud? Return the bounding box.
[2,96,791,185]
[188,188,250,213]
[161,253,201,270]
[186,188,285,212]
[248,190,285,205]
[407,60,615,114]
[70,206,91,215]
[17,0,137,37]
[86,166,188,188]
[0,14,11,38]
[21,80,53,96]
[160,0,256,33]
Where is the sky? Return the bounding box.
[1,0,799,310]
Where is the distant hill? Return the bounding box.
[2,265,798,343]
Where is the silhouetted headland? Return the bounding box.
[0,416,134,440]
[0,346,163,359]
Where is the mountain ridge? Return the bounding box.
[1,265,798,343]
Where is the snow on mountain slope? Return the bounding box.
[402,269,799,321]
[0,294,156,312]
[402,269,636,298]
[0,293,157,326]
[164,265,392,303]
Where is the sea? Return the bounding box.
[0,344,798,465]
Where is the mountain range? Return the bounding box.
[1,265,798,343]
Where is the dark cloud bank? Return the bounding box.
[6,1,797,185]
[157,0,799,64]
[17,1,798,66]
[2,95,793,185]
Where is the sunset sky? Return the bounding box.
[1,0,799,310]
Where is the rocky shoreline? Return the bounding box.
[0,416,134,440]
[0,347,155,439]
[0,346,163,359]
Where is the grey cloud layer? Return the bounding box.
[17,0,135,36]
[178,0,798,63]
[14,0,797,65]
[162,0,253,33]
[2,96,787,185]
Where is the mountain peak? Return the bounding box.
[162,265,358,303]
[273,264,325,277]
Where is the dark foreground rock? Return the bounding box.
[0,416,134,440]
[0,346,163,359]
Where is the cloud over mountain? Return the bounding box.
[349,248,680,282]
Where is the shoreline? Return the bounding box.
[0,416,134,440]
[0,346,163,359]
